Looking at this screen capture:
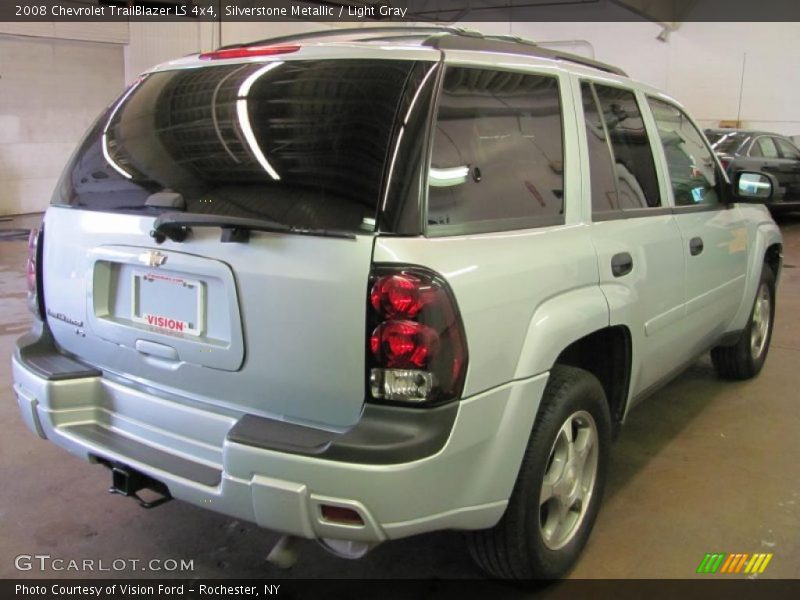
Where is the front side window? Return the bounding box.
[427,67,564,235]
[648,98,719,206]
[593,84,661,209]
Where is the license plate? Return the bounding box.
[131,270,205,336]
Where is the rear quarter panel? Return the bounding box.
[373,225,605,397]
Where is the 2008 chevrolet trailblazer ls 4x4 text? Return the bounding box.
[11,27,782,578]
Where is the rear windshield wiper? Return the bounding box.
[151,213,356,244]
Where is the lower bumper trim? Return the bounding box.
[68,423,222,487]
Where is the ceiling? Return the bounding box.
[311,0,698,28]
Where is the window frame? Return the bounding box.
[578,79,671,222]
[422,61,568,238]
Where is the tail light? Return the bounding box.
[719,156,732,172]
[367,266,467,405]
[26,225,45,320]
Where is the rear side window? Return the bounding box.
[581,82,620,212]
[751,137,779,158]
[776,138,800,160]
[52,59,429,234]
[648,98,719,206]
[426,67,564,235]
[592,84,661,209]
[710,132,747,155]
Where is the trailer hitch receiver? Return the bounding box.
[108,463,172,509]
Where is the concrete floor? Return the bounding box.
[1,213,798,580]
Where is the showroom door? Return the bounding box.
[579,81,688,400]
[647,97,748,351]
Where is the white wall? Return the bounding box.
[0,21,128,44]
[126,20,800,135]
[470,21,800,136]
[666,22,800,135]
[0,35,124,215]
[124,21,350,83]
[3,18,798,215]
[124,21,209,83]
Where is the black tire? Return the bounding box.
[467,365,611,579]
[711,265,776,380]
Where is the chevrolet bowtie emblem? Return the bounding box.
[140,251,168,267]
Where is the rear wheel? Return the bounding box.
[467,365,611,579]
[711,265,775,380]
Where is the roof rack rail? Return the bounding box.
[423,33,628,77]
[213,26,627,77]
[216,26,480,51]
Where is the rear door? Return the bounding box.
[43,54,438,430]
[578,80,687,399]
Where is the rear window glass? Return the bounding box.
[426,67,564,235]
[53,59,425,234]
[592,84,660,209]
[709,132,747,154]
[751,137,779,158]
[580,82,620,213]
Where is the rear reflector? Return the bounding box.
[320,505,364,526]
[199,44,301,60]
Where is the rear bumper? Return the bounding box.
[12,331,548,543]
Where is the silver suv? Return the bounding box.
[11,27,783,578]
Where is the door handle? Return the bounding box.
[611,252,633,277]
[690,237,704,256]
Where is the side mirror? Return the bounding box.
[734,171,774,200]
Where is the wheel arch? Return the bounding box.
[512,286,631,435]
[765,242,783,282]
[729,220,783,332]
[553,325,632,437]
[512,285,611,382]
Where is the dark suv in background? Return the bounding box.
[706,129,800,212]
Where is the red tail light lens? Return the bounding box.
[26,226,45,319]
[370,320,440,369]
[199,44,301,60]
[367,266,467,405]
[370,273,432,319]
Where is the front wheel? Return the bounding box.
[467,365,611,579]
[711,265,775,380]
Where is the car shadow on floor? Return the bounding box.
[603,357,727,503]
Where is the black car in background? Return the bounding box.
[706,129,800,212]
